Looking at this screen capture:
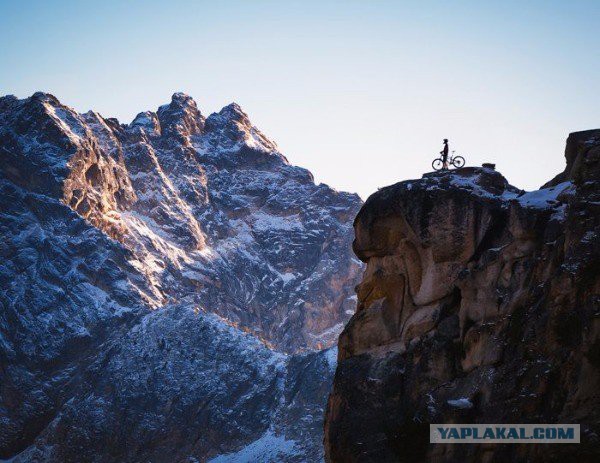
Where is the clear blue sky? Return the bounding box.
[1,0,598,198]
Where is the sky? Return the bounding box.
[1,0,598,198]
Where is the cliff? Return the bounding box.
[325,130,600,462]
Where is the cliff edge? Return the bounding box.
[324,130,600,462]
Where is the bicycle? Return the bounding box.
[432,151,465,171]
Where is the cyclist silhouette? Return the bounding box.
[441,139,449,169]
[432,140,465,171]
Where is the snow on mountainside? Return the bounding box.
[0,92,362,462]
[0,91,362,351]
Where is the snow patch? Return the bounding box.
[207,429,298,463]
[516,181,572,209]
[251,212,303,232]
[447,398,473,409]
[324,346,338,371]
[45,104,86,142]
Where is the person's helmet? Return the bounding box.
[443,139,448,143]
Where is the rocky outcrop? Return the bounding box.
[0,92,361,462]
[325,131,600,462]
[0,93,136,240]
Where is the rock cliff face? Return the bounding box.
[0,92,361,462]
[325,131,600,462]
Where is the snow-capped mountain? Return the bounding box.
[0,92,362,462]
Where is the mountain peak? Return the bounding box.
[156,92,205,138]
[219,102,248,121]
[203,102,279,153]
[130,111,161,135]
[30,91,59,103]
[169,92,198,108]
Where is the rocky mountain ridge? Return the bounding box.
[325,130,600,462]
[0,92,362,462]
[0,91,362,352]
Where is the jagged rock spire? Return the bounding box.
[204,101,278,153]
[157,92,205,138]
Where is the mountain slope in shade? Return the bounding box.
[0,92,362,462]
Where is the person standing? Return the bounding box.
[441,139,449,169]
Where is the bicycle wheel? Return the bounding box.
[452,156,465,168]
[432,159,444,171]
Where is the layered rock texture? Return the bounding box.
[325,131,600,462]
[0,92,361,462]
